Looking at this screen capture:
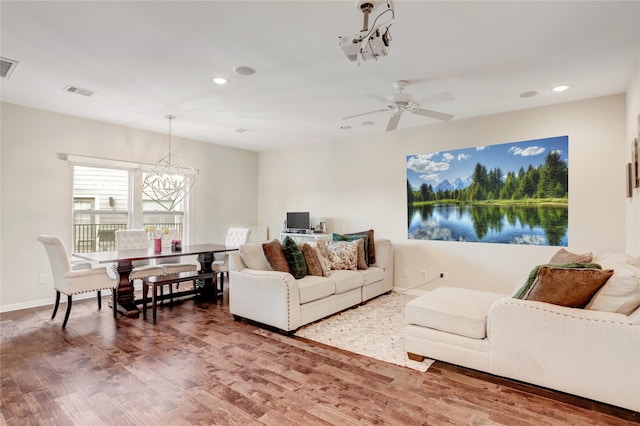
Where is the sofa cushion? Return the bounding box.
[518,264,614,308]
[282,236,307,279]
[328,269,363,294]
[301,243,323,277]
[361,266,384,285]
[239,241,272,270]
[405,288,506,339]
[262,239,290,273]
[549,248,593,264]
[324,241,358,271]
[298,276,335,304]
[344,229,376,265]
[586,253,640,315]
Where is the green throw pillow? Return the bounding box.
[281,236,307,279]
[333,233,369,265]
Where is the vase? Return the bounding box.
[153,238,162,253]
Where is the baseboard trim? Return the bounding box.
[0,290,114,313]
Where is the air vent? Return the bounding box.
[233,128,253,133]
[63,85,95,97]
[1,57,18,79]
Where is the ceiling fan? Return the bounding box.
[342,80,454,131]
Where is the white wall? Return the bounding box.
[0,103,258,310]
[626,69,640,256]
[258,94,630,294]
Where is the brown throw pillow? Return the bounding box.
[262,239,290,273]
[345,229,375,265]
[549,248,593,265]
[301,243,323,276]
[524,266,614,308]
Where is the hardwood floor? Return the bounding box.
[1,287,638,425]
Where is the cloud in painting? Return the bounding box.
[406,153,450,174]
[508,145,546,156]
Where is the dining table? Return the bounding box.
[74,243,237,317]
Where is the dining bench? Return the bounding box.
[142,270,219,320]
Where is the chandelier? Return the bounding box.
[142,115,198,211]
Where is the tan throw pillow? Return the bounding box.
[301,243,323,276]
[353,238,368,270]
[239,241,272,270]
[586,253,640,315]
[262,239,290,273]
[324,240,358,271]
[549,248,593,265]
[524,266,614,308]
[313,246,331,277]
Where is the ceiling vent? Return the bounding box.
[1,57,18,79]
[63,85,95,97]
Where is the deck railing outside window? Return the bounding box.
[73,223,184,253]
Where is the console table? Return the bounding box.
[279,232,332,244]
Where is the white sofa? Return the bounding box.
[405,253,640,412]
[229,238,393,333]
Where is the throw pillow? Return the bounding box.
[324,240,358,271]
[333,233,369,265]
[313,245,331,277]
[549,248,593,265]
[239,241,272,270]
[344,229,376,265]
[516,264,614,308]
[513,263,603,299]
[585,253,640,315]
[301,243,323,276]
[353,238,368,270]
[262,239,290,273]
[281,236,307,279]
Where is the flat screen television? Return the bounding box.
[286,211,310,231]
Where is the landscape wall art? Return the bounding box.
[406,135,569,246]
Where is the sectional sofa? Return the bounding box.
[405,251,640,412]
[228,238,393,333]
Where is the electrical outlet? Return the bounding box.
[439,272,449,280]
[421,270,427,278]
[39,274,47,285]
[404,267,409,277]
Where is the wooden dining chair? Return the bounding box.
[38,235,117,328]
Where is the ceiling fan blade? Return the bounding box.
[342,109,388,120]
[411,108,454,121]
[386,112,402,131]
[414,92,454,105]
[368,94,392,105]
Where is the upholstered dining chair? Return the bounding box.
[38,235,116,328]
[212,227,251,290]
[157,228,197,274]
[114,229,165,280]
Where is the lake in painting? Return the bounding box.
[408,203,568,246]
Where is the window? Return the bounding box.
[72,164,187,252]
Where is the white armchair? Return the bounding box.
[38,235,116,328]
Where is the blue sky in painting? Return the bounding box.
[406,135,569,189]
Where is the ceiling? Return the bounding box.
[1,1,639,152]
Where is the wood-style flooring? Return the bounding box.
[1,286,638,425]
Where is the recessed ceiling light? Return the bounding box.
[340,125,351,130]
[520,90,538,98]
[361,120,375,126]
[212,76,229,85]
[551,84,571,92]
[233,66,256,76]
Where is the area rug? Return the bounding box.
[294,292,434,372]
